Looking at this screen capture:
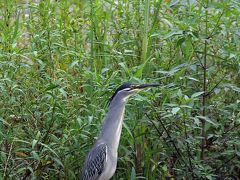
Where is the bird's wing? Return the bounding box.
[81,143,107,180]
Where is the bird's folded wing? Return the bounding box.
[81,143,107,180]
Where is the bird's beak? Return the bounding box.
[132,84,161,90]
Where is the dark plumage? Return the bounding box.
[109,82,134,103]
[81,143,107,180]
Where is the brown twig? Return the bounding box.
[145,113,187,168]
[201,2,209,160]
[183,119,194,177]
[214,154,238,174]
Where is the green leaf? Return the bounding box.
[222,84,240,93]
[39,142,59,158]
[206,175,213,180]
[59,88,67,98]
[134,57,150,78]
[123,122,134,139]
[118,62,130,75]
[130,167,136,180]
[164,30,183,39]
[0,117,10,126]
[177,37,186,46]
[31,151,40,161]
[69,60,79,68]
[53,157,64,167]
[196,116,218,126]
[77,117,82,126]
[36,131,41,140]
[172,107,180,115]
[191,117,200,126]
[45,84,59,91]
[191,91,204,98]
[32,139,38,149]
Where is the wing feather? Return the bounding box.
[81,143,107,180]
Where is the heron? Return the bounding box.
[81,82,160,180]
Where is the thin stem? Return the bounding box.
[141,0,150,64]
[201,1,209,160]
[145,113,184,166]
[3,141,13,177]
[183,119,194,177]
[90,0,95,69]
[214,154,237,173]
[205,75,225,97]
[47,30,54,79]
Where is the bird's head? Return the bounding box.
[109,82,160,104]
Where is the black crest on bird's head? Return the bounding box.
[109,82,134,103]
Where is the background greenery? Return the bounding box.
[0,0,239,179]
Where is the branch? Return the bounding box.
[205,75,225,97]
[214,154,237,174]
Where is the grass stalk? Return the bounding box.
[90,0,95,71]
[141,0,150,64]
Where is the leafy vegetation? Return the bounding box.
[0,0,239,179]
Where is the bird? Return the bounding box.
[81,82,160,180]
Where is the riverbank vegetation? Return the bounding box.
[0,0,239,179]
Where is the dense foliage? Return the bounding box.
[0,0,239,179]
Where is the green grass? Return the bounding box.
[0,0,240,179]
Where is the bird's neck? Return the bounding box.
[100,97,127,153]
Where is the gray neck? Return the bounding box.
[99,96,127,153]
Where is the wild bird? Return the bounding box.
[81,82,160,180]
